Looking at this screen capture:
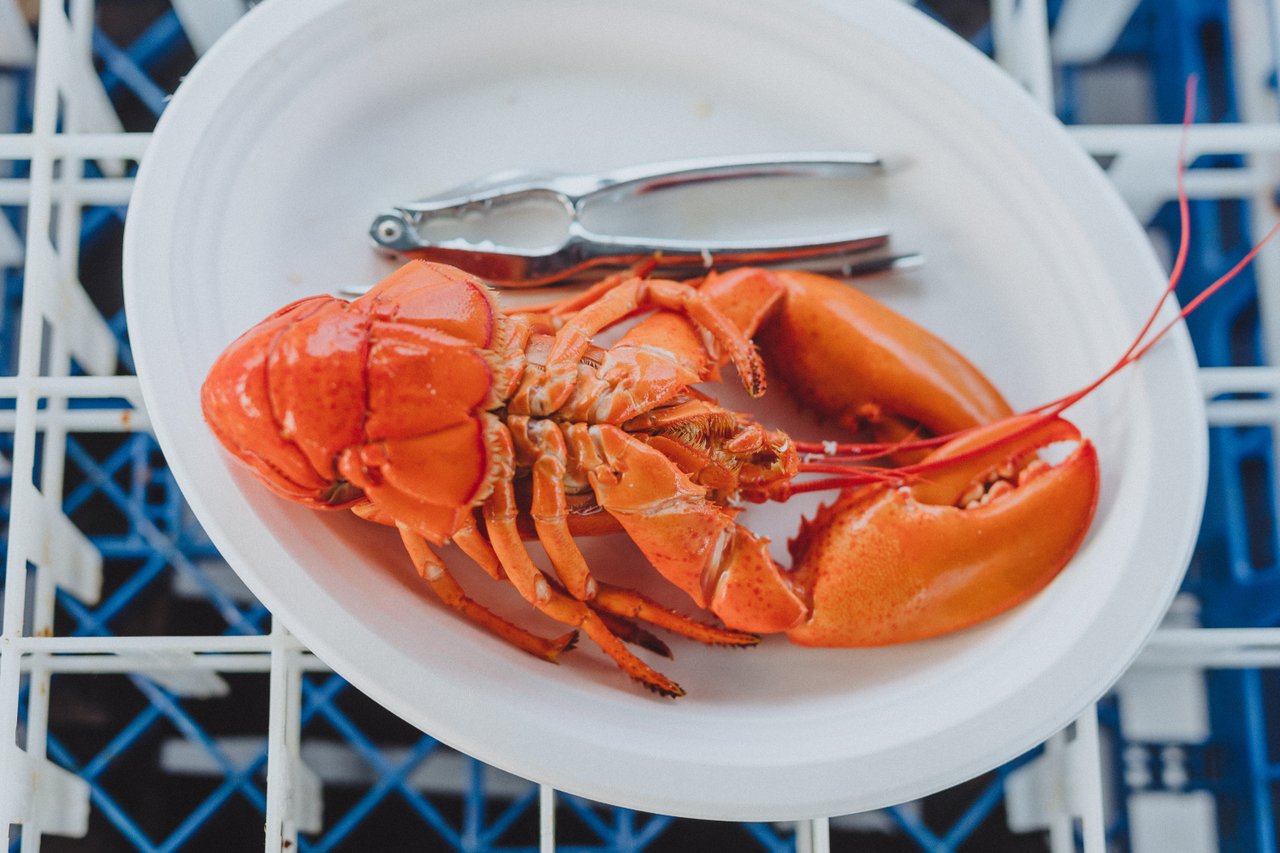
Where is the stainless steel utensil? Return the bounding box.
[366,152,914,287]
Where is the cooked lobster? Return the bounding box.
[200,75,1277,697]
[201,259,1108,697]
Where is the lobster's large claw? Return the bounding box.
[699,268,1014,441]
[784,414,1101,646]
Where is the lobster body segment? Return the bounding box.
[202,260,1103,696]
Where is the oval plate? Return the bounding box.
[123,0,1204,821]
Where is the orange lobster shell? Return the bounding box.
[202,260,1101,696]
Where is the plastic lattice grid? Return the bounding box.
[5,0,1280,850]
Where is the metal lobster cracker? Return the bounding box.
[366,152,916,287]
[203,152,1116,697]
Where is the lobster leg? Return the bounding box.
[532,277,767,414]
[576,413,1099,647]
[512,418,760,647]
[506,262,654,318]
[572,423,808,634]
[590,582,760,648]
[508,416,596,600]
[396,526,578,663]
[482,427,686,696]
[451,517,506,581]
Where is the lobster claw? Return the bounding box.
[784,414,1101,646]
[698,268,1015,442]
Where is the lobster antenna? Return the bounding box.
[1034,73,1280,419]
[797,73,1280,484]
[800,78,1203,466]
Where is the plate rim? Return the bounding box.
[122,0,1207,820]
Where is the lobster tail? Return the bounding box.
[201,295,357,507]
[201,262,517,540]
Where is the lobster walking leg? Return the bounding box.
[509,416,596,600]
[452,517,506,581]
[513,417,760,647]
[540,277,767,407]
[590,582,761,647]
[572,423,808,634]
[482,427,686,696]
[396,526,578,662]
[507,262,654,318]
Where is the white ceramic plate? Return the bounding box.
[123,0,1205,820]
